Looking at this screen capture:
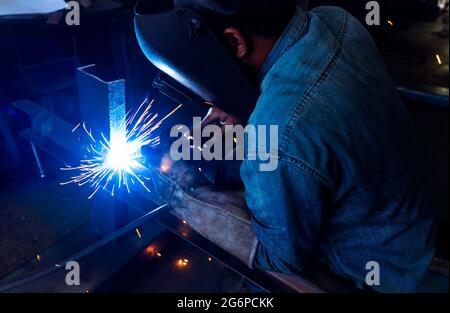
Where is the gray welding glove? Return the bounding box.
[149,154,258,268]
[149,154,210,205]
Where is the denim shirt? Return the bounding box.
[240,7,436,292]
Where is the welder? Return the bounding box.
[136,0,436,292]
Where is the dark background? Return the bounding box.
[0,0,448,291]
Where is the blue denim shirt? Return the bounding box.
[240,7,436,292]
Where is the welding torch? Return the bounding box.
[152,72,240,128]
[152,73,213,116]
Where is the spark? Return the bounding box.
[436,54,442,65]
[72,123,81,133]
[145,245,155,255]
[61,99,182,199]
[387,20,394,26]
[208,257,212,262]
[36,254,41,262]
[144,246,162,257]
[160,158,173,173]
[176,258,189,268]
[135,228,142,238]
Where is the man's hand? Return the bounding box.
[143,144,258,269]
[201,106,239,129]
[148,154,210,207]
[144,105,233,204]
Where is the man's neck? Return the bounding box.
[248,34,280,73]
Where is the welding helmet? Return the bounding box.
[134,0,258,121]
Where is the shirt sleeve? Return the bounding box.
[240,158,332,274]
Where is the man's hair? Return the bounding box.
[176,0,298,37]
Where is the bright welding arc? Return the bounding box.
[61,99,182,199]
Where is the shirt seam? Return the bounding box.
[279,12,309,60]
[260,8,309,80]
[280,154,334,189]
[279,10,350,192]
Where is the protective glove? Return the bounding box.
[146,153,258,268]
[149,153,210,206]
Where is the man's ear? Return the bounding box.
[223,27,248,60]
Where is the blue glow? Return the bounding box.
[61,99,182,199]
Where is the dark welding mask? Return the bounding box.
[134,0,258,122]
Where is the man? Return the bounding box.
[145,0,436,292]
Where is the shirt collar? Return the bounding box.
[259,7,309,81]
